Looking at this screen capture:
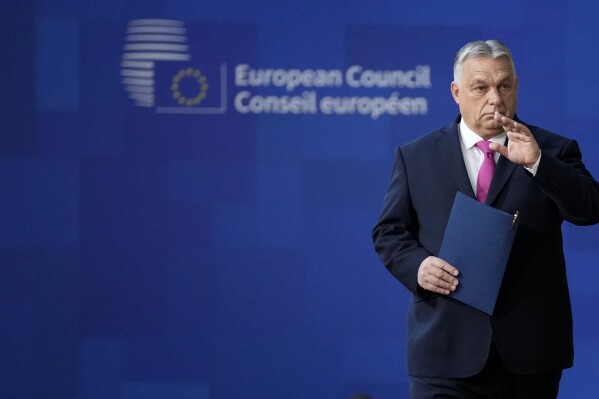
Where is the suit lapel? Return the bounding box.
[436,119,476,199]
[486,138,518,205]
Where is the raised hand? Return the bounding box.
[489,112,541,168]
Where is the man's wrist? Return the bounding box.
[524,151,542,175]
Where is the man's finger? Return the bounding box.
[506,131,534,142]
[431,258,459,277]
[424,276,456,294]
[489,142,508,157]
[424,267,459,287]
[494,111,515,129]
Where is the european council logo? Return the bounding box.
[120,19,227,114]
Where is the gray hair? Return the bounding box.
[453,40,516,85]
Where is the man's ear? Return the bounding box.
[450,82,460,105]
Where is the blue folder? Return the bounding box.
[438,192,519,315]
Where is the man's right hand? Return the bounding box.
[417,256,459,295]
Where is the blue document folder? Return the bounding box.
[438,192,519,315]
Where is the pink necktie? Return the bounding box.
[475,140,496,203]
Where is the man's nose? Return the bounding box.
[488,87,502,105]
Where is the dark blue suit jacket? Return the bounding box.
[372,115,599,378]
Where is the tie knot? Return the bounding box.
[476,140,493,155]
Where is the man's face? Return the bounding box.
[450,56,518,139]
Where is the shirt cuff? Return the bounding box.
[524,152,542,176]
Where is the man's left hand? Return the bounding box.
[490,112,541,168]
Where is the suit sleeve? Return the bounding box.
[533,139,599,225]
[372,147,432,297]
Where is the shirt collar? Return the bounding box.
[459,118,507,149]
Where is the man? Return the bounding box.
[372,40,599,398]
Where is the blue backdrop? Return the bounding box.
[2,1,599,398]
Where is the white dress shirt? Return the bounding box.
[458,119,506,195]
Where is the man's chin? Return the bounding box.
[478,124,504,138]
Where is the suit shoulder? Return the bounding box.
[526,123,574,149]
[399,121,455,153]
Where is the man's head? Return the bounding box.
[451,40,518,139]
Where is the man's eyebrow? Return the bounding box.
[492,77,514,86]
[470,78,487,85]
